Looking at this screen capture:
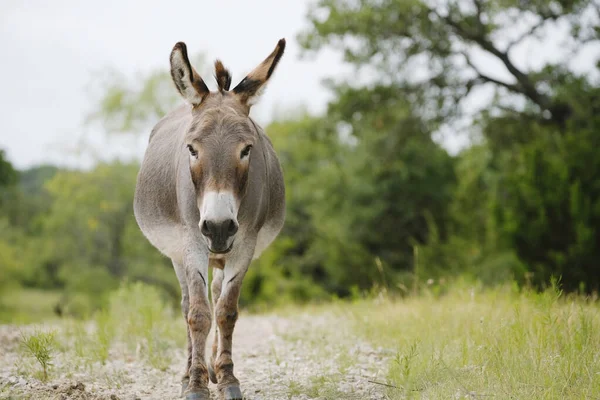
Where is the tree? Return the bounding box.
[0,150,16,189]
[491,104,600,291]
[300,0,598,127]
[87,54,207,135]
[309,85,455,290]
[300,0,600,290]
[36,162,177,312]
[0,150,20,293]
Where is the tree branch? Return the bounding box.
[432,7,553,112]
[506,16,556,53]
[473,0,484,34]
[461,51,519,93]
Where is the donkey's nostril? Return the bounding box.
[201,220,212,236]
[201,219,237,240]
[227,219,239,236]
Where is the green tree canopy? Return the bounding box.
[301,0,600,290]
[300,0,598,126]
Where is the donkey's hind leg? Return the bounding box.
[173,261,192,397]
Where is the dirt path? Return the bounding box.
[0,313,389,400]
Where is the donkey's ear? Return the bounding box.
[232,38,286,107]
[170,42,209,106]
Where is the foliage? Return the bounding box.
[496,117,600,291]
[1,161,178,317]
[0,152,21,294]
[0,149,17,189]
[300,0,597,125]
[300,0,600,291]
[86,54,207,134]
[311,85,455,290]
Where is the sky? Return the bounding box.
[0,0,347,169]
[0,0,598,169]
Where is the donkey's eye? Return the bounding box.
[240,145,252,159]
[187,144,198,158]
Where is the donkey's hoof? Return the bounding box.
[180,379,189,397]
[222,385,243,400]
[185,389,211,400]
[208,364,218,384]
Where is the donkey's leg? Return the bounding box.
[173,261,192,396]
[209,264,224,384]
[183,244,212,400]
[214,262,249,400]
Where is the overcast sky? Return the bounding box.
[1,0,598,169]
[0,0,348,169]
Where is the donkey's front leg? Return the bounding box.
[213,253,251,400]
[209,264,224,384]
[184,246,212,400]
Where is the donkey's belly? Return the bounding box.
[138,220,186,265]
[252,221,283,260]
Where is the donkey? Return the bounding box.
[133,39,286,400]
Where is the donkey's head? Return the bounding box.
[169,39,285,254]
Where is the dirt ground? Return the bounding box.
[0,314,390,400]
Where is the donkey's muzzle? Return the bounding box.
[201,219,238,253]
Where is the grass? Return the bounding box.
[92,309,115,364]
[10,283,183,383]
[0,288,62,323]
[337,281,600,399]
[105,282,184,369]
[66,282,184,369]
[3,280,600,399]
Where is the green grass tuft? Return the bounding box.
[19,328,57,381]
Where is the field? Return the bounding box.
[1,282,599,399]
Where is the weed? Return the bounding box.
[269,343,281,366]
[19,328,57,381]
[107,282,182,368]
[287,379,303,398]
[102,368,133,389]
[395,340,418,381]
[93,309,115,364]
[336,347,353,375]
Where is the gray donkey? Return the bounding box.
[134,39,286,400]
